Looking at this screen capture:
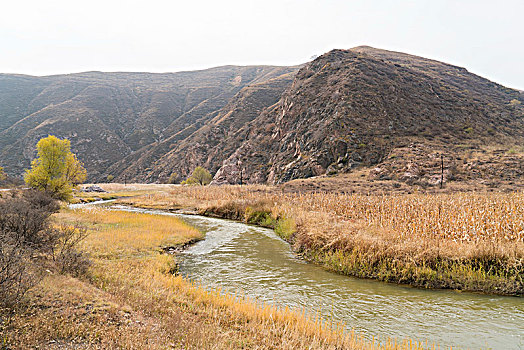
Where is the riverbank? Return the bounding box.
[115,185,524,296]
[3,202,419,349]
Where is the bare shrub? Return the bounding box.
[22,189,60,213]
[0,233,40,309]
[0,190,89,310]
[0,191,59,254]
[0,192,57,309]
[53,225,91,277]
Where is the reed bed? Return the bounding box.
[291,191,524,242]
[160,186,524,243]
[126,185,524,244]
[119,185,524,295]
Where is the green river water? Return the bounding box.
[107,204,523,349]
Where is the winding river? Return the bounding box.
[89,203,524,349]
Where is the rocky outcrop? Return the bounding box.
[213,46,524,185]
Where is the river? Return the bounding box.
[88,203,524,349]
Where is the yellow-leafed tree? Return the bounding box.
[25,135,86,201]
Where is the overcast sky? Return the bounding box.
[1,0,523,89]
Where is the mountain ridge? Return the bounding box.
[210,46,524,186]
[0,65,299,180]
[1,46,523,189]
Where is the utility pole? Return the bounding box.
[124,175,127,187]
[240,168,243,186]
[238,160,243,186]
[440,154,444,189]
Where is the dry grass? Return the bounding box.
[71,183,178,204]
[3,273,173,349]
[121,185,524,243]
[84,183,178,192]
[3,203,425,349]
[118,185,524,295]
[59,208,201,258]
[293,191,524,242]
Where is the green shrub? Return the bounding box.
[168,172,179,184]
[274,217,296,240]
[182,167,212,186]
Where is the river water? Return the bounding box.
[90,203,524,349]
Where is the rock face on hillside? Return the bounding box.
[108,70,297,182]
[212,46,524,185]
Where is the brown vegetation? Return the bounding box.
[0,190,88,310]
[2,202,424,349]
[118,185,524,295]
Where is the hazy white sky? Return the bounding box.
[1,0,523,89]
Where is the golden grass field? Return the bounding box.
[5,182,522,349]
[3,201,427,349]
[115,184,524,295]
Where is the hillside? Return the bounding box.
[1,47,523,189]
[0,66,298,180]
[106,70,297,182]
[210,47,524,187]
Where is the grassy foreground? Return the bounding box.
[116,185,524,296]
[2,204,423,349]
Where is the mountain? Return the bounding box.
[0,66,299,180]
[106,70,297,182]
[210,46,524,186]
[1,46,523,188]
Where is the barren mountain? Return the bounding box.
[211,46,524,186]
[1,46,523,189]
[106,69,297,182]
[0,66,298,180]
